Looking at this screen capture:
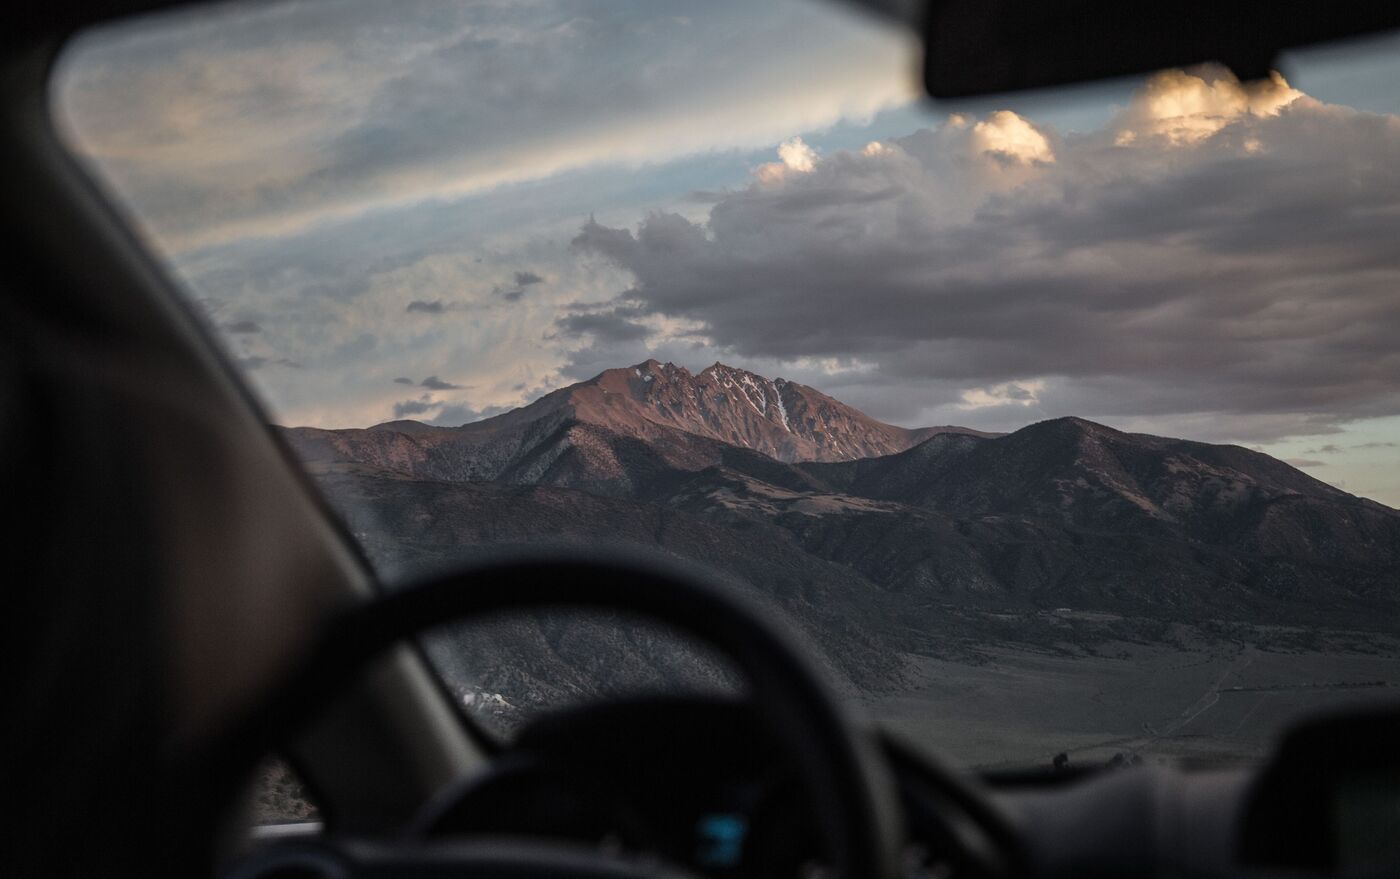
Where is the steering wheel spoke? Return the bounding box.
[217,553,914,878]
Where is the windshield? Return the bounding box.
[54,0,1400,769]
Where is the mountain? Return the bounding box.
[526,360,982,462]
[285,365,1400,699]
[803,416,1398,555]
[315,470,914,694]
[287,361,988,495]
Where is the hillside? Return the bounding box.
[287,365,1400,704]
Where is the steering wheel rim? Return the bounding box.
[210,552,905,879]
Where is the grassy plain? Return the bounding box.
[869,629,1400,769]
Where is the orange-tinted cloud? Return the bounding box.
[1114,66,1303,145]
[970,110,1054,163]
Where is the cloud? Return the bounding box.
[970,111,1053,164]
[224,319,262,334]
[393,377,415,385]
[420,375,464,390]
[572,74,1400,441]
[387,397,510,425]
[1301,440,1400,454]
[406,299,447,314]
[778,137,818,171]
[1115,67,1303,145]
[392,396,439,418]
[553,307,651,344]
[56,0,916,253]
[426,402,511,427]
[514,270,545,286]
[1285,458,1326,468]
[237,355,301,370]
[957,379,1045,410]
[756,136,819,183]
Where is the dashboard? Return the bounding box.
[416,699,826,877]
[237,695,1400,879]
[404,696,1400,879]
[414,697,1012,878]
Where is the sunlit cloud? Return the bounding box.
[958,379,1046,410]
[970,110,1054,164]
[1114,66,1304,145]
[756,136,821,183]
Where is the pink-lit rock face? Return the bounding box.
[282,360,993,493]
[557,359,984,463]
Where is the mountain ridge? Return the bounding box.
[372,359,991,462]
[287,362,1390,519]
[286,362,1400,697]
[287,360,995,491]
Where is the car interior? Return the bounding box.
[5,1,1400,878]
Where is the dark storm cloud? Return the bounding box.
[514,271,545,286]
[572,91,1400,439]
[553,308,651,344]
[420,375,464,390]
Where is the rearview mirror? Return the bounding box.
[919,0,1400,98]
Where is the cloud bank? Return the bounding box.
[56,0,917,252]
[570,67,1400,442]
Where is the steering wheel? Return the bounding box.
[213,554,907,878]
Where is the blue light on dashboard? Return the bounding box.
[696,813,749,868]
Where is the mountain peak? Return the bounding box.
[1033,415,1117,432]
[516,361,968,463]
[698,361,762,382]
[1019,415,1125,443]
[621,358,685,375]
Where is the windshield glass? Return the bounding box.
[54,0,1400,768]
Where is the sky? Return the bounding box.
[54,0,1400,506]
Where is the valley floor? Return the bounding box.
[869,634,1400,770]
